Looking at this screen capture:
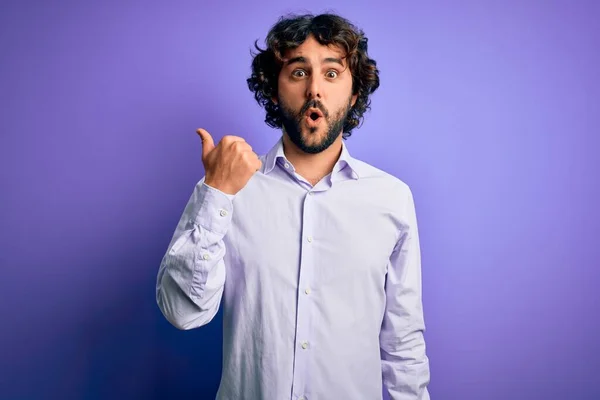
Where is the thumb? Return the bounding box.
[196,128,215,159]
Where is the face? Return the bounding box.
[273,35,358,154]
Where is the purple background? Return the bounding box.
[1,1,599,399]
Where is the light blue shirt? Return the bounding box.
[156,136,430,400]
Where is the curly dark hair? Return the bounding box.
[247,13,380,139]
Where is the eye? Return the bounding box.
[326,70,338,79]
[292,69,307,78]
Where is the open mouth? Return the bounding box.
[305,108,324,124]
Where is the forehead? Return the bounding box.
[282,35,346,62]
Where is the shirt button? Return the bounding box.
[305,288,311,295]
[284,162,290,169]
[202,254,210,260]
[307,236,313,243]
[301,341,309,349]
[219,209,228,217]
[308,192,314,196]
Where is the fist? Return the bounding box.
[196,128,262,195]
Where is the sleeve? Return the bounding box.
[380,186,431,399]
[156,177,235,330]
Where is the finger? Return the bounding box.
[196,128,215,159]
[232,140,253,153]
[222,135,247,146]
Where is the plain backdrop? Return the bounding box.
[1,0,598,399]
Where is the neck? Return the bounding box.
[281,132,343,186]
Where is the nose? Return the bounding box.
[306,74,322,99]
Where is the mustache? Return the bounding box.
[300,99,329,118]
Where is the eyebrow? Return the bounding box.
[285,56,345,67]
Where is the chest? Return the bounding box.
[223,177,401,289]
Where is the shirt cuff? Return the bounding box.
[193,182,234,235]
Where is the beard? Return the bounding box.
[277,95,353,154]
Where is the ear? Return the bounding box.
[351,93,358,107]
[271,95,278,105]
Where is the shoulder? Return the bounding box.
[352,158,413,200]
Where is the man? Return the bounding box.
[156,13,430,400]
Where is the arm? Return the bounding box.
[380,186,431,399]
[156,178,235,330]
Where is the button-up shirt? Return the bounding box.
[156,135,430,399]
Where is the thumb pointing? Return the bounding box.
[196,128,215,159]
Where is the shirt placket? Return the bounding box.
[291,189,316,400]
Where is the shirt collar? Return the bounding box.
[262,136,362,181]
